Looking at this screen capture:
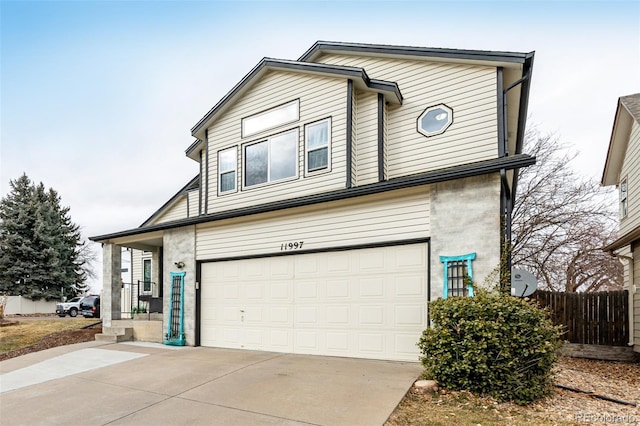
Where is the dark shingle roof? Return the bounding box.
[620,93,640,124]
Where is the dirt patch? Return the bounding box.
[0,325,102,361]
[386,356,640,425]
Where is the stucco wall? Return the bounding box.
[163,226,196,346]
[4,297,58,315]
[429,173,501,299]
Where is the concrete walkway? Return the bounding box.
[0,342,422,425]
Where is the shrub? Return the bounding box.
[417,288,562,405]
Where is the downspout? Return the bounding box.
[346,79,354,189]
[198,149,203,215]
[499,55,534,280]
[614,252,635,347]
[204,130,209,214]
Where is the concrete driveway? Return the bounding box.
[0,341,422,425]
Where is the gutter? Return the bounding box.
[91,154,536,242]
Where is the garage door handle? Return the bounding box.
[240,309,245,313]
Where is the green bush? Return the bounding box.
[417,288,562,405]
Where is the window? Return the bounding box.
[242,100,299,138]
[218,147,237,193]
[244,129,298,187]
[143,259,151,292]
[417,104,453,137]
[305,118,331,173]
[440,253,476,299]
[620,177,628,219]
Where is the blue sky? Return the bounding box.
[1,1,639,291]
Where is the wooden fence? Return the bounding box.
[529,290,629,347]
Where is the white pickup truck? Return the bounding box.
[55,297,82,317]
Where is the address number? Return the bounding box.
[281,241,304,251]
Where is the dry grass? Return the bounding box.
[0,319,98,353]
[386,388,579,426]
[386,356,640,426]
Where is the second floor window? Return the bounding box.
[305,118,331,173]
[219,147,237,193]
[244,129,298,187]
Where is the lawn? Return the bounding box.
[0,319,98,354]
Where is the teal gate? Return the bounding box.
[164,272,186,346]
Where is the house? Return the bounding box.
[602,93,640,353]
[90,41,535,361]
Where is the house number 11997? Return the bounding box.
[281,241,304,251]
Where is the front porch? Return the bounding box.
[99,227,195,346]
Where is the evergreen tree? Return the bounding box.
[0,174,89,300]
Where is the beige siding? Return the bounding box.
[355,91,379,185]
[620,121,640,236]
[196,187,429,260]
[188,189,199,218]
[316,54,498,178]
[131,249,152,284]
[150,196,188,225]
[206,72,348,214]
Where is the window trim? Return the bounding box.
[439,252,476,299]
[417,103,454,137]
[241,99,300,138]
[218,146,238,195]
[142,258,152,292]
[620,176,628,219]
[304,117,332,176]
[242,127,299,190]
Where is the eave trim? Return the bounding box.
[604,224,640,252]
[91,154,535,242]
[299,41,531,64]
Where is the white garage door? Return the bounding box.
[200,243,428,361]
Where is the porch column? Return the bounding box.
[102,243,122,326]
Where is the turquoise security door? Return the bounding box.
[164,272,186,346]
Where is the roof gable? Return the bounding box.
[140,175,199,227]
[601,93,640,186]
[187,58,403,158]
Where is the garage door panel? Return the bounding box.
[295,255,322,276]
[395,275,425,296]
[326,306,350,325]
[358,334,385,354]
[326,280,350,298]
[200,243,428,361]
[359,277,385,297]
[394,304,425,326]
[395,333,423,355]
[270,282,293,301]
[326,253,351,274]
[296,280,320,299]
[359,250,387,271]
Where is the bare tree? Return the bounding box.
[511,128,622,292]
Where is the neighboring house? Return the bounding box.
[90,41,535,361]
[602,93,640,353]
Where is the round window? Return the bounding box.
[417,104,453,137]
